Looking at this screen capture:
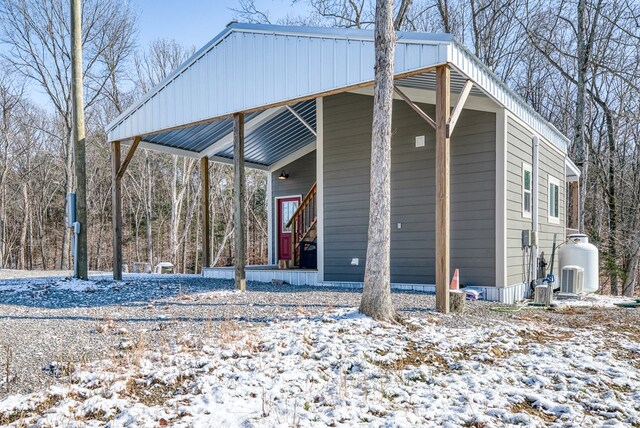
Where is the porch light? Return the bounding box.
[278,170,289,180]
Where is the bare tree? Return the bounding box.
[0,69,24,267]
[134,39,195,268]
[359,0,398,322]
[0,0,136,269]
[233,0,415,30]
[521,0,640,294]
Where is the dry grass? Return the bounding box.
[217,320,245,344]
[612,347,640,369]
[110,331,149,369]
[516,328,573,345]
[94,315,116,334]
[518,305,640,338]
[510,399,557,423]
[3,345,13,390]
[555,306,590,315]
[79,408,110,422]
[0,394,63,425]
[124,377,178,407]
[371,340,449,371]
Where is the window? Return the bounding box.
[522,163,532,218]
[281,200,299,232]
[548,176,560,223]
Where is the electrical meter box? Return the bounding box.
[521,229,530,249]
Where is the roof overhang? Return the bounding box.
[107,23,570,168]
[566,157,581,182]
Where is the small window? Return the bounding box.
[548,176,560,223]
[281,200,299,232]
[522,163,532,218]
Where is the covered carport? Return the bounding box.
[106,23,563,312]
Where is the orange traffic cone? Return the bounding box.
[450,268,460,290]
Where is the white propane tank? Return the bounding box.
[558,234,599,293]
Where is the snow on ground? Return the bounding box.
[0,269,76,280]
[556,293,637,308]
[1,304,639,427]
[0,274,208,308]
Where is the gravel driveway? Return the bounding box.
[0,273,494,398]
[2,273,636,400]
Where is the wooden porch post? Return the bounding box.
[233,113,247,291]
[436,65,451,314]
[111,141,122,280]
[201,156,211,271]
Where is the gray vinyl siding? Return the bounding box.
[505,117,565,285]
[323,92,496,285]
[271,151,316,259]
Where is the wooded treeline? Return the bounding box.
[0,0,268,273]
[0,0,638,293]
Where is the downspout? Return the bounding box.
[531,136,540,286]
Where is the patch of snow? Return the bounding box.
[54,278,100,292]
[1,307,639,427]
[557,294,637,308]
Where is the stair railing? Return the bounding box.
[285,182,317,266]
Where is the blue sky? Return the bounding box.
[136,0,309,48]
[5,1,309,109]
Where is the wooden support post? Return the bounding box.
[436,65,451,314]
[111,141,123,281]
[233,113,246,291]
[201,156,211,271]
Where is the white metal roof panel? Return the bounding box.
[107,23,570,159]
[447,43,569,151]
[107,23,447,143]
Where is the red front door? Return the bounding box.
[278,196,301,261]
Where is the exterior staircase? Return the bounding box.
[286,182,317,268]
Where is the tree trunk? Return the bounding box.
[623,239,639,297]
[28,204,33,269]
[145,152,154,265]
[169,155,179,265]
[0,184,5,268]
[61,127,73,270]
[134,211,140,262]
[436,0,452,32]
[605,107,618,295]
[19,181,28,269]
[359,0,397,322]
[575,0,588,232]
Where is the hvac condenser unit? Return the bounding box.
[560,265,584,295]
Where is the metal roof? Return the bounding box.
[566,157,581,182]
[107,23,569,166]
[215,100,316,165]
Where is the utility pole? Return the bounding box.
[71,0,88,279]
